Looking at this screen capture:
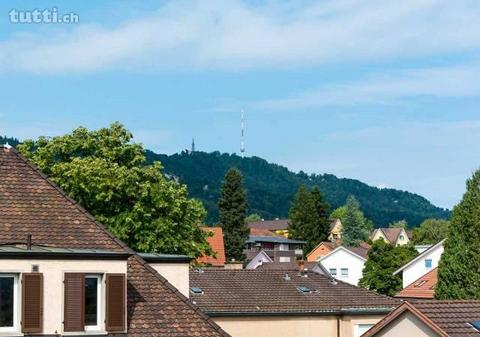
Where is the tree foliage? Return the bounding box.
[245,213,262,223]
[288,185,331,253]
[412,218,450,244]
[342,196,373,246]
[17,123,211,257]
[389,220,408,228]
[218,168,249,262]
[359,240,418,296]
[436,170,480,299]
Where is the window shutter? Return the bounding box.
[105,274,126,332]
[22,273,43,333]
[64,273,85,332]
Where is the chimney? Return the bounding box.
[298,260,305,273]
[27,234,32,250]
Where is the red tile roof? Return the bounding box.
[197,227,226,266]
[396,268,437,299]
[246,219,289,230]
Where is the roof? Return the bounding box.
[138,252,192,263]
[250,227,276,236]
[0,147,230,337]
[306,241,337,259]
[196,227,226,266]
[246,219,289,230]
[374,228,406,243]
[395,268,437,299]
[256,261,317,271]
[394,239,445,275]
[190,269,399,316]
[362,300,480,337]
[247,235,306,245]
[320,245,368,262]
[0,244,129,259]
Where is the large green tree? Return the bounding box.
[342,195,373,246]
[435,170,480,299]
[18,123,211,257]
[218,168,249,262]
[412,218,450,245]
[288,185,330,254]
[359,240,418,296]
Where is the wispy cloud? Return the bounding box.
[2,0,480,73]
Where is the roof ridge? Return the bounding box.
[8,147,133,254]
[131,254,230,336]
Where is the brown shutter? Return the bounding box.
[64,273,85,332]
[105,274,126,332]
[22,273,43,333]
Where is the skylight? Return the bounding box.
[190,287,203,294]
[297,286,311,293]
[470,320,480,332]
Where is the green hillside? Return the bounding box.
[146,150,450,227]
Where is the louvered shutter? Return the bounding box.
[64,273,85,332]
[105,274,126,332]
[22,273,43,333]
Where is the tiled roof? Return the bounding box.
[196,227,226,266]
[345,245,369,259]
[256,261,317,271]
[396,268,437,299]
[364,300,480,337]
[190,269,399,315]
[247,235,306,244]
[246,219,289,230]
[249,228,276,236]
[377,228,404,243]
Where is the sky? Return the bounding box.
[1,0,480,209]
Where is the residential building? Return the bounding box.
[245,235,305,262]
[371,228,410,246]
[0,146,229,337]
[328,218,343,242]
[395,268,437,300]
[394,240,444,289]
[246,218,290,237]
[318,245,369,286]
[306,241,337,262]
[362,300,480,337]
[190,268,399,337]
[196,227,226,267]
[245,250,273,269]
[255,260,317,270]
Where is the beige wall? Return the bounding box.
[0,258,127,335]
[373,312,439,337]
[149,262,190,297]
[213,314,386,337]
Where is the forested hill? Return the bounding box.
[146,150,450,227]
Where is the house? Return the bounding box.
[362,300,480,337]
[328,218,343,242]
[190,268,399,337]
[245,234,305,262]
[395,268,437,300]
[306,241,337,262]
[246,218,290,237]
[318,245,369,286]
[196,227,226,267]
[394,240,444,288]
[0,145,229,337]
[245,250,273,269]
[371,228,410,246]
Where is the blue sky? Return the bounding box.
[1,1,480,209]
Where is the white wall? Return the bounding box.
[149,262,190,297]
[402,244,443,288]
[0,258,127,335]
[320,249,365,286]
[373,311,439,337]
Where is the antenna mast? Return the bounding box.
[240,109,245,158]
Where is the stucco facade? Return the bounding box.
[370,311,438,337]
[212,314,386,337]
[319,247,366,286]
[149,262,190,297]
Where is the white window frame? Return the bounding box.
[340,268,349,277]
[355,324,374,337]
[0,274,19,333]
[329,268,337,276]
[84,274,103,332]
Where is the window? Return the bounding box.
[329,268,337,276]
[425,259,432,269]
[399,235,404,241]
[279,256,291,263]
[85,275,102,331]
[355,324,374,337]
[279,244,289,251]
[341,268,349,277]
[0,274,18,332]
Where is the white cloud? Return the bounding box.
[2,0,480,73]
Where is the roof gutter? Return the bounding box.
[0,252,132,260]
[203,307,395,317]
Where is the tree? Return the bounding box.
[412,219,450,245]
[288,186,330,254]
[218,168,249,262]
[330,205,347,221]
[359,240,418,296]
[389,220,408,228]
[18,123,211,257]
[435,170,480,299]
[245,213,262,223]
[342,195,373,246]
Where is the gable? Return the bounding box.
[373,311,440,337]
[320,247,366,264]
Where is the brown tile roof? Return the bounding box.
[196,227,226,267]
[249,228,276,236]
[246,219,289,231]
[377,228,404,243]
[363,300,480,337]
[256,261,317,271]
[396,268,437,299]
[345,245,370,259]
[190,269,399,315]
